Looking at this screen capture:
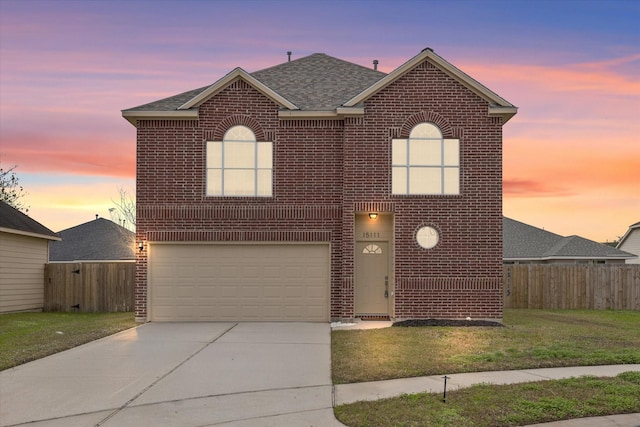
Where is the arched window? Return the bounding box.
[362,244,383,254]
[206,125,273,197]
[392,122,459,195]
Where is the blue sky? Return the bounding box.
[1,0,638,241]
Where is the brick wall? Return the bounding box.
[343,59,503,319]
[135,81,345,320]
[135,58,504,321]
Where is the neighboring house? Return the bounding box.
[49,217,135,261]
[617,221,640,264]
[0,201,60,313]
[122,48,518,322]
[504,217,636,265]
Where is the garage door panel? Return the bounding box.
[284,286,303,298]
[149,244,329,322]
[306,286,326,298]
[263,286,281,298]
[263,266,281,278]
[219,285,239,298]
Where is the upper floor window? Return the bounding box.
[392,122,459,195]
[206,125,273,197]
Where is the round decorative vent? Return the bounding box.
[416,226,439,249]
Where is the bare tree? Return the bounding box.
[109,187,136,231]
[0,164,30,213]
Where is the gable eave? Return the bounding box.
[344,48,518,122]
[0,227,61,241]
[504,254,636,262]
[617,221,640,248]
[278,107,365,119]
[178,68,299,111]
[121,109,199,127]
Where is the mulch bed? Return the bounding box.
[393,318,504,327]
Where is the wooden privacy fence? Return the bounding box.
[504,264,640,310]
[44,262,135,312]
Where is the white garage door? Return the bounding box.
[148,243,329,322]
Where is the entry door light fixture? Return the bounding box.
[369,212,378,219]
[137,241,144,252]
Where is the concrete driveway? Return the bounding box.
[0,322,344,426]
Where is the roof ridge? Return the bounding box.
[542,236,573,257]
[251,52,386,76]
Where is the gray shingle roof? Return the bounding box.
[49,218,135,261]
[0,201,59,240]
[123,53,386,113]
[504,217,635,261]
[122,85,209,112]
[251,53,386,111]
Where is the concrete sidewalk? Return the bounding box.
[334,365,640,427]
[334,364,640,405]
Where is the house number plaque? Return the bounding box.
[361,232,381,238]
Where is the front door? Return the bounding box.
[355,241,389,316]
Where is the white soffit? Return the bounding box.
[121,110,198,126]
[0,227,61,241]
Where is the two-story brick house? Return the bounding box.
[123,48,516,322]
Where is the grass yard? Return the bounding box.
[334,371,640,427]
[0,311,136,371]
[332,309,640,384]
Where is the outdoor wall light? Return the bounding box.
[137,241,144,252]
[369,212,378,219]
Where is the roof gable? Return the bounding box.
[0,201,59,241]
[503,217,562,259]
[544,235,634,259]
[617,220,640,248]
[122,49,516,126]
[49,218,135,261]
[178,67,298,111]
[345,48,517,122]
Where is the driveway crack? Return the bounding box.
[94,323,238,426]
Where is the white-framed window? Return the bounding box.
[206,125,273,197]
[392,122,459,195]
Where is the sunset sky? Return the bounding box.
[1,0,638,242]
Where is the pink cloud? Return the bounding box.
[503,179,573,198]
[1,130,134,178]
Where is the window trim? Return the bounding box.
[206,125,273,197]
[392,122,460,195]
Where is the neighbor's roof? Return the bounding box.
[0,200,60,241]
[123,48,517,125]
[616,220,640,248]
[504,217,636,261]
[49,218,135,261]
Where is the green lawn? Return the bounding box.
[0,311,136,371]
[334,372,640,427]
[332,309,640,384]
[332,309,640,426]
